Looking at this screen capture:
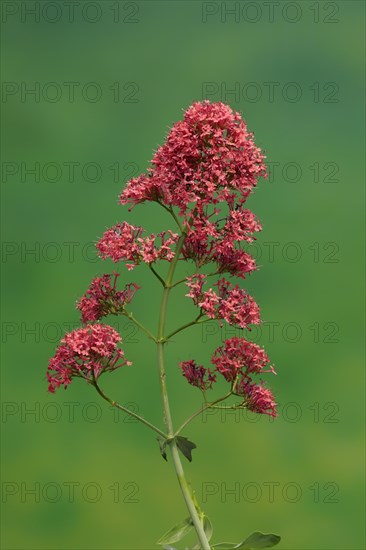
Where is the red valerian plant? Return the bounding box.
[47,101,281,550]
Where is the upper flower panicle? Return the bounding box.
[119,101,267,214]
[46,324,130,393]
[77,273,140,324]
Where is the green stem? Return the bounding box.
[174,392,233,437]
[92,379,168,439]
[157,201,183,231]
[157,232,211,550]
[165,313,207,341]
[123,310,157,342]
[149,264,166,287]
[170,277,188,288]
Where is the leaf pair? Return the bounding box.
[212,531,281,549]
[158,524,280,550]
[157,436,197,462]
[157,514,212,548]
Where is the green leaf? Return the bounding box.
[176,436,197,462]
[238,532,281,549]
[157,517,194,545]
[157,436,168,462]
[190,514,213,549]
[212,544,238,549]
[203,515,213,542]
[213,531,281,549]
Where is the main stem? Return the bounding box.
[157,233,211,550]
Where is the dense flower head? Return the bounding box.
[222,209,262,244]
[77,273,140,324]
[119,101,267,215]
[182,216,219,267]
[96,222,142,266]
[46,324,130,393]
[235,379,277,417]
[181,208,261,277]
[179,360,216,391]
[186,275,260,328]
[211,337,276,382]
[213,242,257,278]
[96,221,178,269]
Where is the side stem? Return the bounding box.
[92,378,167,439]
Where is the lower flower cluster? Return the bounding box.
[46,324,131,393]
[179,337,277,417]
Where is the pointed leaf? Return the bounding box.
[157,517,194,545]
[176,436,197,462]
[157,436,168,462]
[203,515,213,542]
[213,532,281,550]
[237,532,281,549]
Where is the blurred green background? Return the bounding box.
[1,1,365,549]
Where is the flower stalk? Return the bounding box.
[92,377,168,439]
[156,231,211,550]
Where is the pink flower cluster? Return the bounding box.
[179,360,216,391]
[212,337,277,416]
[119,101,266,213]
[211,337,276,381]
[236,380,277,417]
[77,273,140,324]
[180,337,277,417]
[182,209,261,278]
[47,324,130,393]
[186,275,260,328]
[96,221,178,269]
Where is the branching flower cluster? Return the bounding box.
[47,101,280,550]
